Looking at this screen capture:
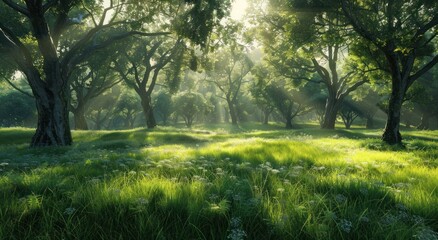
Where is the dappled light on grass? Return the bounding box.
[0,127,437,239]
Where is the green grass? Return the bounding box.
[0,125,437,239]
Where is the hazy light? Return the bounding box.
[231,0,248,20]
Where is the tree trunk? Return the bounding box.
[227,99,238,125]
[417,112,430,130]
[124,115,131,129]
[263,109,270,125]
[366,116,374,129]
[94,111,103,130]
[72,106,88,130]
[187,116,193,128]
[321,96,341,129]
[224,106,229,123]
[147,110,157,128]
[285,117,293,129]
[31,87,72,147]
[382,83,404,145]
[141,95,157,129]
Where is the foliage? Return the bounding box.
[0,92,35,127]
[265,84,308,128]
[153,90,174,125]
[173,91,211,127]
[114,91,142,129]
[339,99,362,129]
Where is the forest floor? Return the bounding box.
[0,124,437,239]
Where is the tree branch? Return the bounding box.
[341,0,379,47]
[2,0,30,17]
[1,75,34,98]
[413,15,438,43]
[42,0,57,13]
[66,31,171,69]
[408,54,438,86]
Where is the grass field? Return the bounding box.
[0,124,437,239]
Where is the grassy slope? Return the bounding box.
[0,124,437,239]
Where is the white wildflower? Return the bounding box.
[64,207,76,215]
[338,219,353,233]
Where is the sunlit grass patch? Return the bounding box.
[195,138,339,166]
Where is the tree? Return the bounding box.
[339,99,361,129]
[0,0,230,147]
[114,91,142,129]
[153,90,174,125]
[253,0,370,130]
[266,84,308,129]
[354,89,382,129]
[250,65,276,125]
[114,37,184,129]
[341,0,438,144]
[173,91,211,128]
[70,53,121,130]
[206,44,253,125]
[87,91,119,130]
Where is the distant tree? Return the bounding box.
[251,66,275,125]
[114,37,185,129]
[87,92,119,130]
[235,93,258,123]
[114,91,142,129]
[70,54,120,130]
[339,99,361,129]
[153,90,174,125]
[266,84,309,129]
[174,91,211,128]
[206,45,253,125]
[354,89,382,129]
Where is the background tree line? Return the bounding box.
[1,0,437,146]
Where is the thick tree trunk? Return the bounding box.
[417,112,430,130]
[31,87,72,147]
[382,83,405,145]
[72,106,88,130]
[141,95,157,129]
[147,110,157,128]
[321,96,341,129]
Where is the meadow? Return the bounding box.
[0,124,437,239]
